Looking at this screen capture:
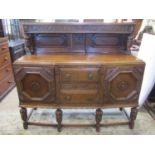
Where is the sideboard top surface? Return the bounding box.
[14,54,144,65]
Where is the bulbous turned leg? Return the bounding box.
[129,107,138,129]
[119,107,123,111]
[20,107,28,129]
[56,109,63,132]
[95,108,103,132]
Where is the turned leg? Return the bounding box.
[20,107,28,129]
[56,109,63,132]
[129,107,138,129]
[119,107,123,111]
[95,108,103,132]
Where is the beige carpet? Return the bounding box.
[0,88,155,135]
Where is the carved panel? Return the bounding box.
[71,34,85,52]
[103,65,144,104]
[35,34,69,47]
[23,23,134,34]
[86,34,128,53]
[14,66,55,103]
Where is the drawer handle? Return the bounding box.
[87,97,93,101]
[4,57,8,61]
[64,95,71,101]
[1,47,6,50]
[64,74,71,80]
[6,68,10,72]
[8,81,12,84]
[88,73,93,80]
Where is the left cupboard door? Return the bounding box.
[14,66,55,103]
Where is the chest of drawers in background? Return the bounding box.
[0,38,15,101]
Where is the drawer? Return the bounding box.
[0,75,14,96]
[0,52,11,67]
[60,68,99,82]
[0,43,9,54]
[59,89,99,104]
[0,64,13,81]
[14,49,25,59]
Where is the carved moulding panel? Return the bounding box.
[103,65,144,104]
[23,24,134,34]
[14,66,55,103]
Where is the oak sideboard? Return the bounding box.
[13,22,145,132]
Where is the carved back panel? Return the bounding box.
[22,22,135,55]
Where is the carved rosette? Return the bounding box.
[104,66,143,103]
[14,66,55,102]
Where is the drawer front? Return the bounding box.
[60,90,99,104]
[0,52,11,67]
[11,49,25,62]
[0,43,9,54]
[60,68,99,82]
[0,75,14,96]
[0,64,13,81]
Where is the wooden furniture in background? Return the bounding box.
[0,20,5,37]
[13,22,145,132]
[0,19,27,62]
[9,39,26,62]
[0,38,15,101]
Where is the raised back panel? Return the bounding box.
[34,34,85,54]
[23,22,134,55]
[86,34,128,54]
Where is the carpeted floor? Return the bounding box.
[0,88,155,135]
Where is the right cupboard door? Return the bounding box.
[103,65,144,105]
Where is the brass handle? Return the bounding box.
[64,73,71,80]
[1,47,6,50]
[4,57,8,61]
[88,73,93,80]
[64,95,71,101]
[6,68,10,72]
[87,97,93,101]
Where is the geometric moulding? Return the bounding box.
[15,67,55,103]
[105,66,143,102]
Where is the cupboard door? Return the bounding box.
[103,65,144,104]
[14,66,55,103]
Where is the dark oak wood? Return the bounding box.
[9,40,26,62]
[22,22,135,55]
[56,109,63,132]
[21,107,130,129]
[0,37,15,101]
[13,54,145,131]
[95,108,103,132]
[20,107,28,129]
[129,107,138,129]
[13,22,145,132]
